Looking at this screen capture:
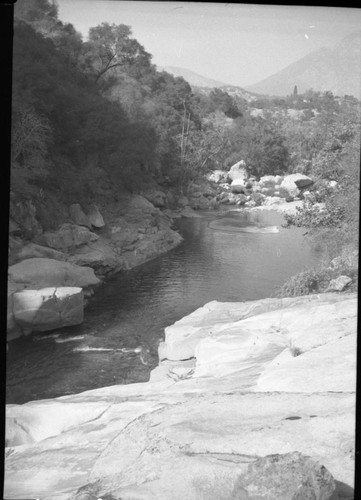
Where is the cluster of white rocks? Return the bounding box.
[208,160,316,210]
[5,292,356,500]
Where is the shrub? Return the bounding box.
[277,251,358,298]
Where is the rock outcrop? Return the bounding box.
[12,287,83,332]
[36,223,99,252]
[8,258,100,290]
[5,292,356,500]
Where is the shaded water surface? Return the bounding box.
[6,209,321,403]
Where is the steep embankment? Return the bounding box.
[5,292,356,500]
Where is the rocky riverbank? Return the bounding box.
[7,162,314,341]
[5,292,356,500]
[7,193,185,340]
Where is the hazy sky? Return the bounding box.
[56,1,361,87]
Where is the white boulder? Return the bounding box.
[12,287,84,332]
[230,178,246,193]
[281,174,313,197]
[227,160,248,182]
[207,170,227,183]
[263,196,283,206]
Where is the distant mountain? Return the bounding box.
[159,65,258,102]
[158,66,228,88]
[245,31,361,98]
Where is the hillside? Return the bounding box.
[160,65,258,102]
[158,65,228,88]
[245,31,361,98]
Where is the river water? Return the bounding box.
[6,208,321,404]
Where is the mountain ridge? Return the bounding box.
[245,30,361,97]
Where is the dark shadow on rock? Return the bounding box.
[335,479,354,499]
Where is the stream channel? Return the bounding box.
[6,208,322,404]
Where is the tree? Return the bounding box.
[83,23,152,82]
[209,88,242,118]
[293,85,298,98]
[225,117,289,177]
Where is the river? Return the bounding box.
[6,208,321,404]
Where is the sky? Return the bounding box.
[56,1,361,87]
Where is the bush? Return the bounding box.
[277,250,358,298]
[283,201,345,228]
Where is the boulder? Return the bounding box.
[327,275,352,292]
[69,204,92,228]
[68,240,120,276]
[37,224,98,251]
[7,291,23,340]
[230,178,246,194]
[8,258,100,290]
[12,287,84,332]
[177,196,189,208]
[227,160,248,182]
[9,198,42,238]
[232,452,337,500]
[207,170,227,183]
[259,175,277,187]
[9,219,21,235]
[235,194,248,205]
[86,204,105,228]
[189,196,210,210]
[220,193,240,205]
[208,197,220,209]
[10,242,66,264]
[245,200,257,207]
[143,191,167,208]
[281,174,313,197]
[251,192,266,205]
[263,196,283,206]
